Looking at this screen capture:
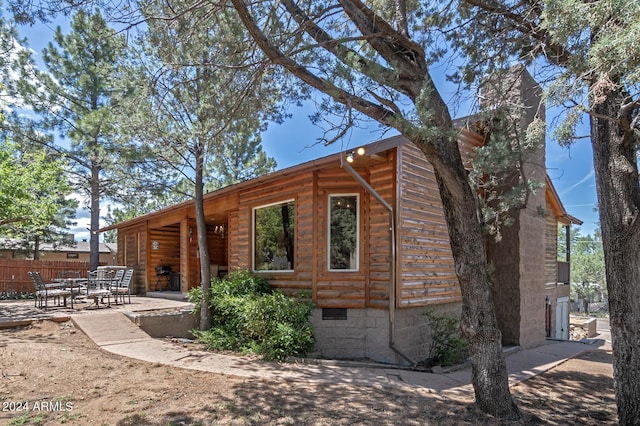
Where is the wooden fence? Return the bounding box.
[0,259,91,295]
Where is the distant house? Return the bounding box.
[0,237,117,266]
[102,69,580,364]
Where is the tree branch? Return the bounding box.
[0,218,28,226]
[231,0,416,135]
[338,0,427,99]
[280,0,405,95]
[461,0,573,66]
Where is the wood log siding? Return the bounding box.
[118,224,146,267]
[207,228,227,270]
[397,143,461,306]
[367,159,395,308]
[228,210,240,270]
[233,162,396,308]
[110,135,539,308]
[149,225,181,290]
[236,171,315,294]
[113,223,147,294]
[315,160,398,308]
[315,168,368,308]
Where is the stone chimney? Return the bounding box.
[480,65,547,348]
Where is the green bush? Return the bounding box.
[0,292,34,300]
[187,269,271,311]
[211,269,272,297]
[423,309,468,367]
[242,291,315,360]
[190,269,315,361]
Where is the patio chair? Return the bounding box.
[86,270,112,308]
[108,269,125,290]
[110,269,134,304]
[29,271,72,309]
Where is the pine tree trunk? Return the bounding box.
[590,88,640,424]
[415,136,521,420]
[195,151,212,331]
[89,162,100,271]
[34,235,40,260]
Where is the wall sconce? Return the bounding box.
[346,147,365,164]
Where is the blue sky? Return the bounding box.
[15,15,599,240]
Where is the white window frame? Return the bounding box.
[327,193,360,272]
[252,198,296,272]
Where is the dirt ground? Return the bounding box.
[0,320,616,425]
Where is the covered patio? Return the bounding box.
[102,192,235,294]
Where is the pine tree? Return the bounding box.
[32,9,126,270]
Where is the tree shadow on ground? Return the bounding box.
[112,350,616,425]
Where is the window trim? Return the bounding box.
[327,193,360,272]
[252,198,296,273]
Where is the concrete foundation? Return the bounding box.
[311,303,462,365]
[125,308,196,339]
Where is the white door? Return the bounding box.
[555,297,569,340]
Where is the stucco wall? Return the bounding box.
[481,65,548,348]
[518,192,547,347]
[516,70,548,348]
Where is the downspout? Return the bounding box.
[340,156,416,366]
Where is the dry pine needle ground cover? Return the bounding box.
[0,320,616,425]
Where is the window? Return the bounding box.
[328,194,359,271]
[253,200,295,271]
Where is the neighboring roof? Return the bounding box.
[0,238,117,254]
[38,241,118,254]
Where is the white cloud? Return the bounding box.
[560,169,595,196]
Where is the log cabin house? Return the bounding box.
[102,69,580,364]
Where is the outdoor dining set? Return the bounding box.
[28,268,134,310]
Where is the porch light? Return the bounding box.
[346,152,355,163]
[356,147,365,156]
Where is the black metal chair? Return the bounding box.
[29,271,72,309]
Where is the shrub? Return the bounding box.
[187,269,271,310]
[211,269,272,297]
[423,309,468,367]
[0,292,33,300]
[242,291,315,361]
[190,270,315,361]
